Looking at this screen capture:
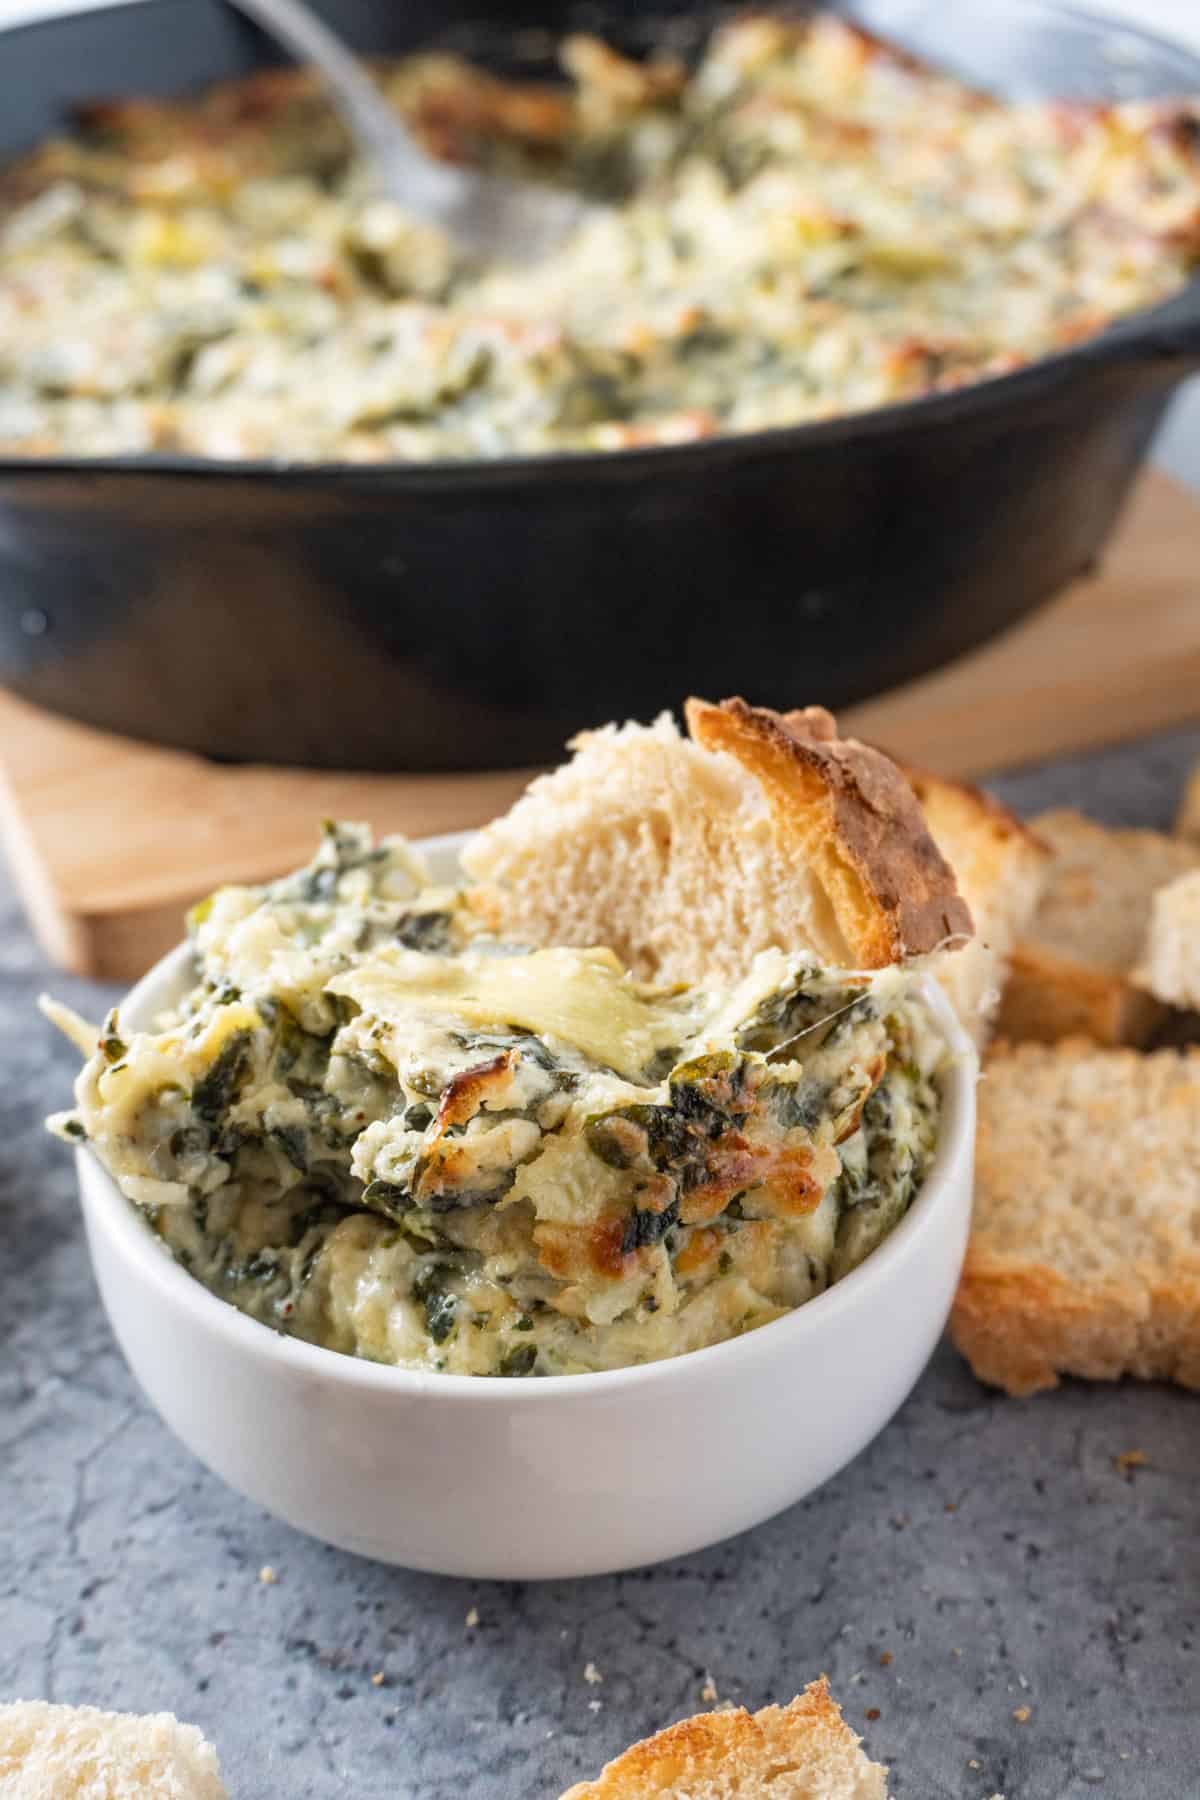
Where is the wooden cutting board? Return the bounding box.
[3,468,1198,982]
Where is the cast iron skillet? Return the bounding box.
[1,0,1199,770]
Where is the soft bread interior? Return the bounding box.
[467,715,853,982]
[1138,868,1200,1010]
[0,1701,227,1800]
[463,702,971,985]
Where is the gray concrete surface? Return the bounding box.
[3,725,1200,1800]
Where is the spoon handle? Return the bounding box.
[226,0,462,212]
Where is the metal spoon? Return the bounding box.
[226,0,593,262]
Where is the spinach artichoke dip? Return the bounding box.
[3,12,1200,461]
[46,823,946,1377]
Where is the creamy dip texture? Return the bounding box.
[46,823,946,1376]
[4,12,1199,461]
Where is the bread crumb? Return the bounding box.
[968,1760,980,1770]
[700,1675,719,1703]
[465,1607,480,1629]
[865,1708,880,1722]
[588,1699,603,1714]
[1012,1706,1032,1723]
[1114,1449,1148,1476]
[584,1662,603,1685]
[258,1566,277,1585]
[878,1651,892,1667]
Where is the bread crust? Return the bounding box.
[996,944,1167,1047]
[952,1253,1200,1397]
[464,698,974,984]
[686,698,973,966]
[901,767,1047,863]
[558,1678,887,1799]
[1176,763,1200,843]
[950,1038,1200,1396]
[995,809,1199,1046]
[897,767,1048,1046]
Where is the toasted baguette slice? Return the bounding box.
[995,809,1200,1046]
[559,1680,888,1800]
[1139,868,1200,1011]
[902,769,1047,1048]
[0,1701,227,1799]
[1177,763,1200,842]
[463,698,971,984]
[950,1040,1200,1396]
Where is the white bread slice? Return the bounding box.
[559,1680,888,1800]
[1177,763,1200,842]
[995,809,1200,1046]
[1139,868,1200,1011]
[902,769,1047,1048]
[463,698,972,984]
[950,1040,1200,1397]
[0,1701,227,1798]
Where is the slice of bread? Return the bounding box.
[0,1701,227,1798]
[950,1040,1200,1396]
[463,698,972,984]
[995,809,1200,1046]
[559,1680,888,1800]
[1139,868,1200,1011]
[1177,763,1200,843]
[902,770,1047,1048]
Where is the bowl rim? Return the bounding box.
[77,828,978,1402]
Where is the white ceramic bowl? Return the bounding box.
[75,832,977,1579]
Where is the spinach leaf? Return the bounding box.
[621,1200,680,1255]
[413,1263,458,1344]
[192,1030,253,1124]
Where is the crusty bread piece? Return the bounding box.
[0,1701,227,1799]
[1139,868,1200,1011]
[463,698,971,984]
[902,769,1047,1048]
[995,809,1200,1046]
[1177,763,1200,843]
[559,1680,888,1800]
[950,1040,1200,1397]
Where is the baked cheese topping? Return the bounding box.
[3,13,1199,462]
[46,821,946,1376]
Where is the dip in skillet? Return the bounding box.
[3,12,1199,461]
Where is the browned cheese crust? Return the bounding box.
[686,697,974,967]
